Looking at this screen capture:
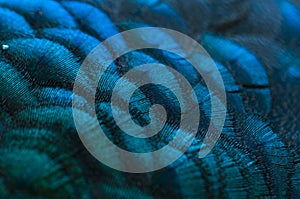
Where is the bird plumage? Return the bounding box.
[0,0,299,198]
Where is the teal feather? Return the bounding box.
[202,34,272,117]
[0,0,77,29]
[37,28,100,58]
[3,38,80,88]
[100,0,188,33]
[61,1,119,40]
[0,0,299,198]
[0,7,34,40]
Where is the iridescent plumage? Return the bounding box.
[0,0,299,198]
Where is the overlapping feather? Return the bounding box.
[0,0,299,198]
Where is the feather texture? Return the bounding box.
[0,0,299,198]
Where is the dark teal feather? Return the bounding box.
[100,0,188,33]
[0,0,77,29]
[0,0,300,198]
[0,7,34,40]
[202,34,272,117]
[3,38,80,88]
[61,1,119,40]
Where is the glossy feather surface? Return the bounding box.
[0,0,299,198]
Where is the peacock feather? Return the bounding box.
[0,0,299,198]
